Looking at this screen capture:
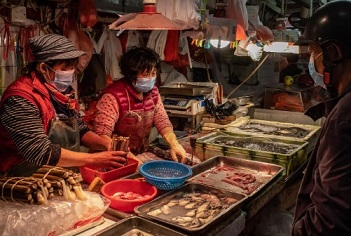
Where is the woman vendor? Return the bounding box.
[0,34,127,177]
[93,47,187,163]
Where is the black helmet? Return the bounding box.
[303,0,351,61]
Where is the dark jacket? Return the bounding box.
[293,86,351,235]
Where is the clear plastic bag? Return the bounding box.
[0,192,110,236]
[98,28,123,80]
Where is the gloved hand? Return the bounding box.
[163,132,187,163]
[246,42,263,61]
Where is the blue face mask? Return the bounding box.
[133,76,156,93]
[308,53,326,89]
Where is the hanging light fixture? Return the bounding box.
[209,39,231,48]
[109,0,182,31]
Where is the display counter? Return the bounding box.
[83,114,310,235]
[75,172,288,236]
[85,158,295,236]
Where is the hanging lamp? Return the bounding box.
[109,0,182,30]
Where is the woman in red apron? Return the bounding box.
[0,34,127,177]
[94,47,186,163]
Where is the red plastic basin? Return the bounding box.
[79,157,138,183]
[101,179,157,213]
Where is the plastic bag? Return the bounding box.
[98,28,123,80]
[156,0,200,29]
[63,14,94,74]
[0,191,110,236]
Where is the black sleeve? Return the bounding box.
[0,96,60,166]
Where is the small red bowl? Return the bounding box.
[101,179,157,213]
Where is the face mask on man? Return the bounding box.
[133,76,156,93]
[308,52,326,89]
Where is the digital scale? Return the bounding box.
[163,97,199,111]
[160,82,218,114]
[160,82,218,129]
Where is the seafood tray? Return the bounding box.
[224,118,320,150]
[135,183,247,234]
[95,216,186,236]
[188,156,283,197]
[195,132,308,175]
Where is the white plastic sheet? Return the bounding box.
[0,191,110,236]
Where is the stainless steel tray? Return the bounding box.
[95,216,187,236]
[188,156,283,197]
[160,83,213,96]
[135,183,247,234]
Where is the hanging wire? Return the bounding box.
[226,53,270,99]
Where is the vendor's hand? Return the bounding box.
[92,151,127,169]
[246,42,263,61]
[170,143,187,164]
[162,131,187,163]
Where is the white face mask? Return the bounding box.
[47,66,75,92]
[54,69,75,82]
[308,53,326,89]
[133,76,156,93]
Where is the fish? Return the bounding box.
[185,209,197,217]
[196,210,210,219]
[178,198,191,206]
[184,202,198,209]
[198,202,210,212]
[160,205,171,215]
[148,208,162,216]
[172,216,193,224]
[166,199,178,207]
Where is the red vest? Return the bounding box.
[101,79,159,122]
[101,79,159,153]
[0,73,55,172]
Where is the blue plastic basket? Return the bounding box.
[139,160,192,191]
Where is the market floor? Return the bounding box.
[242,178,301,236]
